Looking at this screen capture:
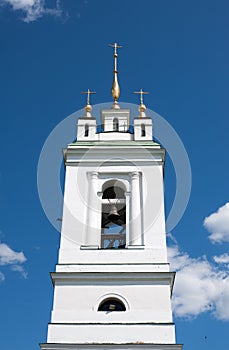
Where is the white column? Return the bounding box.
[129,171,143,247]
[125,191,131,248]
[81,171,99,249]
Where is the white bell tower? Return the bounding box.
[40,43,183,350]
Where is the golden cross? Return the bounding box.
[81,89,96,105]
[109,42,123,56]
[134,89,149,105]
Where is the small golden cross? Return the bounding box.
[109,42,123,55]
[81,89,96,105]
[134,89,149,105]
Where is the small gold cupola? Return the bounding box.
[77,89,97,141]
[133,89,153,141]
[134,88,149,118]
[81,89,96,118]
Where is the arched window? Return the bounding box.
[113,118,119,131]
[98,298,126,312]
[101,180,126,249]
[141,124,146,137]
[84,124,89,137]
[102,185,125,199]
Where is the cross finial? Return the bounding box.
[109,42,123,57]
[134,89,149,105]
[81,89,96,105]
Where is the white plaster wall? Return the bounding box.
[55,263,171,273]
[103,115,129,132]
[58,249,170,265]
[98,132,133,141]
[51,283,173,324]
[134,119,153,141]
[140,165,167,253]
[47,324,176,344]
[41,344,182,350]
[101,109,130,132]
[77,119,98,141]
[59,149,167,264]
[59,166,86,252]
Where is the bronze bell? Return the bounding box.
[108,204,120,222]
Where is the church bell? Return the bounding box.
[108,204,120,222]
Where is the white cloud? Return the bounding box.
[11,265,28,279]
[1,0,62,22]
[0,243,26,265]
[203,202,229,243]
[0,271,5,281]
[0,242,27,280]
[214,253,229,264]
[166,232,178,245]
[168,245,229,320]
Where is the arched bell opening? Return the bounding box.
[113,117,119,132]
[84,124,89,137]
[141,123,146,137]
[101,180,126,249]
[98,298,126,312]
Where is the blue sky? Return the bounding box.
[0,0,229,349]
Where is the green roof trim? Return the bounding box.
[68,141,160,147]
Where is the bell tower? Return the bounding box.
[40,43,182,350]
